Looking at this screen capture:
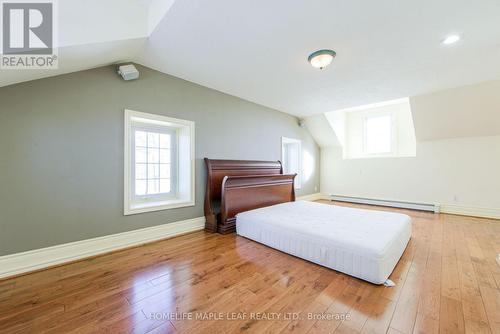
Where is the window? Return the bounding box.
[124,110,194,215]
[364,115,392,155]
[331,98,416,159]
[133,129,176,197]
[281,137,301,189]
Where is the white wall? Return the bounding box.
[319,79,500,218]
[321,135,500,212]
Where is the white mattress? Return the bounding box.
[236,201,411,284]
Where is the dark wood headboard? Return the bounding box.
[204,158,295,233]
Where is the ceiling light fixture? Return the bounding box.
[308,49,336,69]
[442,34,461,45]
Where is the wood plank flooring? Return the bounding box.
[0,200,499,333]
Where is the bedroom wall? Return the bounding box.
[321,135,500,211]
[321,80,500,215]
[0,64,320,255]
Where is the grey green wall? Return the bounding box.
[0,64,320,255]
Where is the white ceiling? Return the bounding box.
[2,0,500,119]
[137,0,500,117]
[0,0,168,87]
[57,0,150,47]
[411,79,500,141]
[0,39,147,87]
[304,114,341,148]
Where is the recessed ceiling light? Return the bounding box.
[442,34,461,45]
[308,49,336,69]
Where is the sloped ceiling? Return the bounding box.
[411,79,500,141]
[1,0,500,143]
[0,0,172,87]
[307,78,500,148]
[1,39,147,87]
[304,114,341,148]
[136,0,500,117]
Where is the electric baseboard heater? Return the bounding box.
[330,195,440,213]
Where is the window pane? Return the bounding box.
[284,143,299,174]
[148,164,160,178]
[160,179,171,193]
[135,131,147,147]
[159,164,171,178]
[135,180,146,195]
[159,149,171,163]
[135,147,147,163]
[147,179,159,195]
[135,163,147,179]
[366,115,391,154]
[147,133,160,148]
[159,134,171,148]
[148,148,160,163]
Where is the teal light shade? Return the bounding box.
[308,49,336,69]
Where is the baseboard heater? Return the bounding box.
[329,195,440,213]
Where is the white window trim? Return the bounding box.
[281,136,302,190]
[362,113,396,157]
[124,109,195,215]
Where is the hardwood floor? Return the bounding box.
[0,201,499,334]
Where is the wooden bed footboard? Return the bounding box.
[218,174,296,234]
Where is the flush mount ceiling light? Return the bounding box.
[308,49,336,69]
[442,34,461,45]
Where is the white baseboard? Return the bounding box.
[440,204,500,220]
[0,217,205,280]
[297,193,326,201]
[327,194,499,221]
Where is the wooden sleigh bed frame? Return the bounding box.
[204,158,296,234]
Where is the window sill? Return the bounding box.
[124,199,195,215]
